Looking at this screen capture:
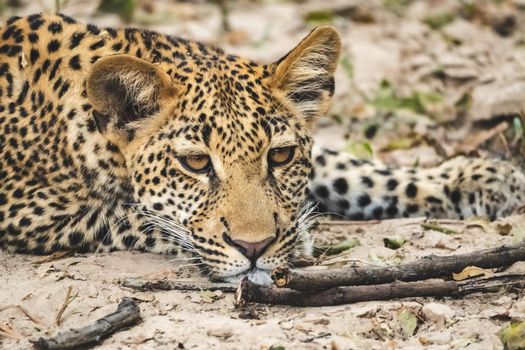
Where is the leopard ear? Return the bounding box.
[271,26,341,121]
[86,54,176,135]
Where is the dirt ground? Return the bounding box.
[1,216,525,349]
[2,0,525,349]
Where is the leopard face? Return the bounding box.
[86,28,340,282]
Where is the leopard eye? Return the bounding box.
[268,146,296,167]
[178,154,212,174]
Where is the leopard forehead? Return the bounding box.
[138,60,308,161]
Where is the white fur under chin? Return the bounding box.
[224,269,273,285]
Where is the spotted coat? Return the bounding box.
[0,14,523,283]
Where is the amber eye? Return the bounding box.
[179,154,212,173]
[268,146,296,167]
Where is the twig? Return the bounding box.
[33,298,141,350]
[17,305,44,325]
[0,322,22,339]
[236,273,525,307]
[32,251,75,265]
[120,278,237,293]
[55,286,78,326]
[272,242,525,291]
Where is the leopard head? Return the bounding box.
[86,26,340,283]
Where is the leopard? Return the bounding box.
[0,14,524,284]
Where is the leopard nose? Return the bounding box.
[231,236,275,262]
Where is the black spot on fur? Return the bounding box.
[358,194,371,207]
[386,178,398,191]
[405,183,417,198]
[69,55,81,70]
[68,231,84,246]
[47,39,61,53]
[315,185,329,199]
[333,178,348,194]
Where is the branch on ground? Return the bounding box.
[120,277,237,293]
[236,273,525,307]
[273,242,525,291]
[32,298,141,350]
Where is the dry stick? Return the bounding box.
[0,322,22,340]
[31,251,75,266]
[237,273,525,307]
[120,277,237,293]
[273,242,525,291]
[33,298,141,350]
[17,305,44,325]
[55,286,78,326]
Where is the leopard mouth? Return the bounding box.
[221,267,273,285]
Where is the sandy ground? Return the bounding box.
[2,0,525,349]
[1,215,525,349]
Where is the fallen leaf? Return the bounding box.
[512,227,525,243]
[313,238,361,257]
[200,290,225,303]
[499,322,525,350]
[383,235,407,250]
[422,12,455,30]
[269,346,286,350]
[421,222,458,235]
[370,323,395,341]
[497,223,514,236]
[207,327,233,339]
[304,10,335,24]
[452,266,494,281]
[398,310,418,338]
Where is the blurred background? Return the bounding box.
[1,0,525,167]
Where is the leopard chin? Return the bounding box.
[222,268,273,285]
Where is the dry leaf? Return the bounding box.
[207,327,233,339]
[496,223,514,236]
[398,310,418,338]
[452,266,494,281]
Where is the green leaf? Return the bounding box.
[421,222,458,235]
[422,12,455,30]
[413,90,443,113]
[383,235,406,250]
[398,310,418,337]
[340,55,354,79]
[383,0,414,13]
[313,238,361,258]
[382,136,420,151]
[304,10,334,24]
[500,321,525,350]
[346,140,374,159]
[370,80,444,116]
[514,116,524,135]
[97,0,136,22]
